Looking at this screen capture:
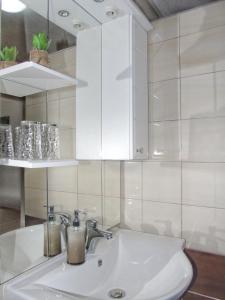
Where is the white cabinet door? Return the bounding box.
[102,16,132,160]
[102,15,148,160]
[76,26,102,160]
[76,16,148,160]
[132,18,148,160]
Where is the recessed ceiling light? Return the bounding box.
[73,22,85,31]
[2,0,26,13]
[58,10,70,17]
[105,7,118,18]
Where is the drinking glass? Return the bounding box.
[48,124,60,160]
[33,122,42,160]
[14,126,21,159]
[0,124,14,159]
[19,121,42,160]
[19,121,34,160]
[41,123,50,160]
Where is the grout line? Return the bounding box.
[178,13,183,239]
[182,203,225,211]
[141,161,144,231]
[149,115,225,123]
[188,291,222,300]
[143,199,180,206]
[144,160,225,164]
[141,198,225,211]
[119,161,123,229]
[148,22,225,47]
[148,67,225,85]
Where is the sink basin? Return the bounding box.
[4,229,193,300]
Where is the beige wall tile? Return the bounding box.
[121,162,142,200]
[142,201,181,238]
[59,86,76,99]
[59,98,75,129]
[49,47,76,77]
[216,71,225,117]
[150,79,180,122]
[148,15,179,44]
[26,92,46,106]
[26,103,46,123]
[78,161,102,195]
[182,205,225,255]
[28,189,47,220]
[143,162,181,204]
[29,169,47,190]
[182,118,225,162]
[180,0,225,36]
[1,97,23,128]
[181,71,225,119]
[149,121,181,161]
[48,166,77,193]
[103,161,120,198]
[48,191,77,214]
[121,198,142,231]
[47,89,60,102]
[180,26,225,77]
[24,169,30,188]
[182,163,225,209]
[59,128,75,159]
[47,100,59,124]
[149,38,179,82]
[181,73,215,119]
[25,188,30,216]
[103,197,120,227]
[78,194,102,224]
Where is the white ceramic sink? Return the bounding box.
[4,229,193,300]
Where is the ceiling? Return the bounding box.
[134,0,221,20]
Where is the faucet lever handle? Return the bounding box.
[86,218,98,229]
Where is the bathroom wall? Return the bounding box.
[121,0,225,256]
[25,47,120,227]
[0,95,24,234]
[25,0,225,256]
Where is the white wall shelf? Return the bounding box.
[0,61,77,97]
[0,159,79,168]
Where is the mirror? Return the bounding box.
[0,0,120,284]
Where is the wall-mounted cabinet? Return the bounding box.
[76,15,148,160]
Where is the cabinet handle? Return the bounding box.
[136,147,144,154]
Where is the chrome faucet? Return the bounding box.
[55,212,72,247]
[85,219,113,251]
[50,211,113,253]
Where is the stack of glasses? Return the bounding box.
[0,121,60,160]
[0,124,14,159]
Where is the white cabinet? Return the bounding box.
[76,15,148,160]
[76,26,102,160]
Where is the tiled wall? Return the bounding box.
[25,47,120,227]
[121,0,225,256]
[25,0,225,256]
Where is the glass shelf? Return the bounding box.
[0,61,77,97]
[0,159,79,168]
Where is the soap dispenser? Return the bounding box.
[67,210,85,265]
[44,205,61,257]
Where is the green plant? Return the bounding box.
[0,46,18,61]
[32,32,51,51]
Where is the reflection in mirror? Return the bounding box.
[0,0,77,284]
[0,0,120,285]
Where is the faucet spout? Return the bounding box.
[85,219,113,251]
[55,212,72,248]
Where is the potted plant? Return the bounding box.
[0,46,18,69]
[30,32,51,67]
